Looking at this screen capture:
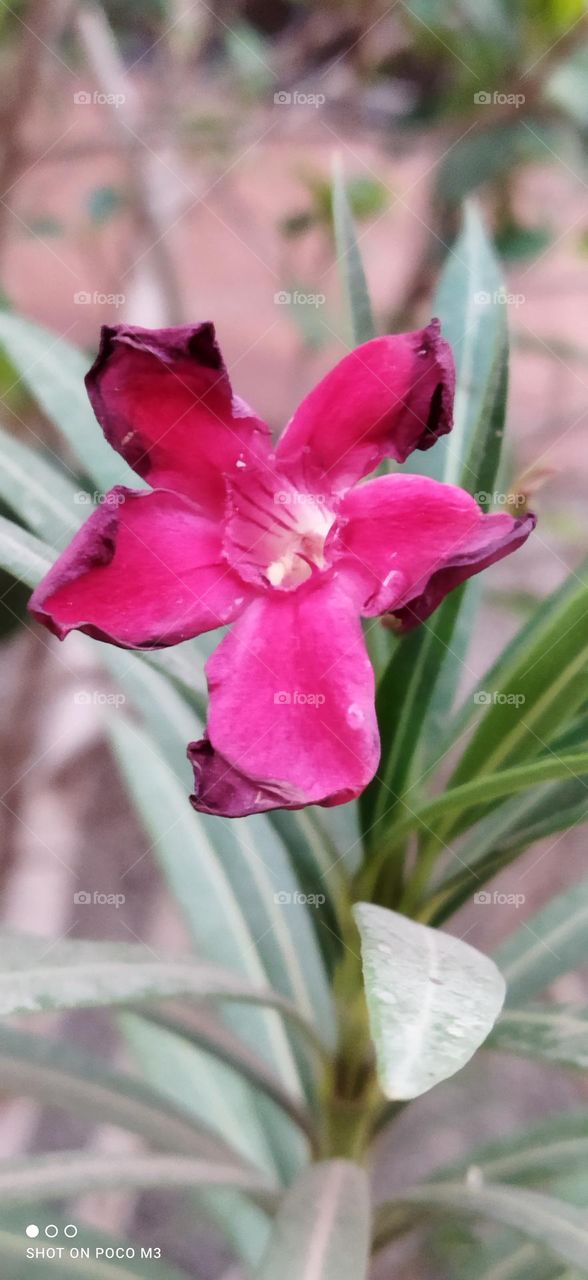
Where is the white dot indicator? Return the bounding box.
[45,1225,58,1238]
[25,1225,39,1238]
[64,1225,78,1238]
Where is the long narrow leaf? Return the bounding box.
[256,1160,371,1280]
[331,155,376,345]
[490,1004,588,1071]
[0,1025,260,1171]
[375,1182,588,1270]
[362,204,509,841]
[0,312,136,490]
[494,877,588,1006]
[0,1151,276,1208]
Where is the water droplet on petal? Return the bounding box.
[346,703,364,729]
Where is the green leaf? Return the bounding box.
[430,776,588,921]
[446,559,588,750]
[448,571,588,793]
[108,715,311,1185]
[143,1005,319,1150]
[430,1108,588,1186]
[108,714,334,1057]
[0,1024,260,1170]
[353,902,505,1099]
[122,1016,274,1269]
[0,1151,276,1208]
[490,1004,588,1072]
[362,204,510,842]
[376,751,588,884]
[0,312,136,490]
[331,154,376,345]
[494,877,588,1006]
[0,929,323,1050]
[108,717,303,1084]
[0,421,84,547]
[256,1161,371,1280]
[375,1182,588,1271]
[433,201,508,494]
[0,514,52,586]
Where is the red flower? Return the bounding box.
[30,323,534,815]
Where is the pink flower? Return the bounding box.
[30,322,534,816]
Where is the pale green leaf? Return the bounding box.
[0,1151,276,1208]
[256,1160,371,1280]
[0,312,136,490]
[331,155,375,345]
[354,902,505,1099]
[375,1182,588,1271]
[495,877,588,1006]
[0,514,52,587]
[490,1004,588,1072]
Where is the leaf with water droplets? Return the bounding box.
[354,902,506,1099]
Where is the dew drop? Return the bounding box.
[347,703,364,729]
[376,989,395,1004]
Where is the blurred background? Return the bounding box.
[0,0,587,1275]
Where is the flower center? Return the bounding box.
[225,466,337,592]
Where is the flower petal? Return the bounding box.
[189,580,380,815]
[86,323,272,513]
[276,320,454,490]
[30,487,252,648]
[337,474,536,628]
